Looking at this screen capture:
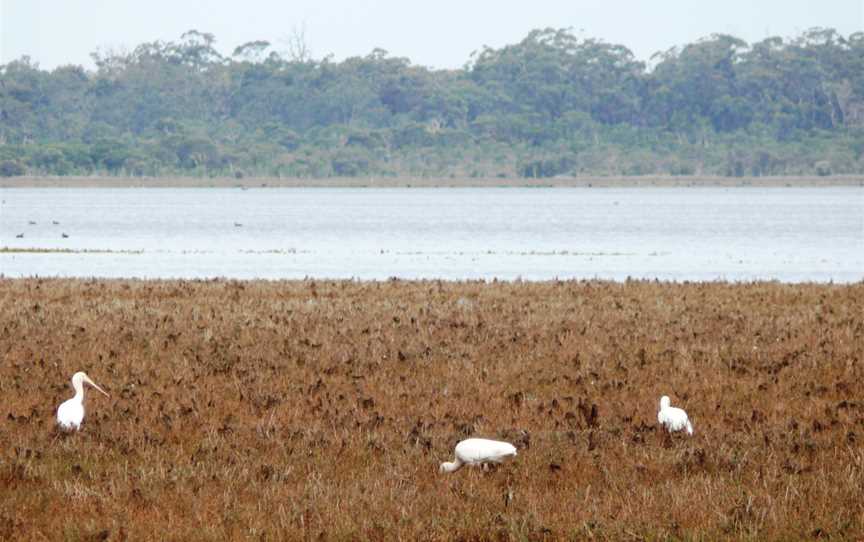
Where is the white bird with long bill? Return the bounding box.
[56,372,110,430]
[439,438,517,473]
[657,395,693,435]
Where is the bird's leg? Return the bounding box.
[662,431,674,449]
[482,462,501,474]
[655,426,666,447]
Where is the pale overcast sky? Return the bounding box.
[1,0,862,70]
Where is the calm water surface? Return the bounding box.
[0,187,861,282]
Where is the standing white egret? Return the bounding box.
[439,438,517,473]
[657,395,693,435]
[56,372,110,430]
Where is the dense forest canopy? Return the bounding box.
[1,27,863,178]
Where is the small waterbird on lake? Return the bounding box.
[61,233,69,238]
[657,395,693,435]
[28,221,36,225]
[15,233,23,238]
[56,372,110,430]
[439,438,517,473]
[234,222,243,227]
[52,220,60,225]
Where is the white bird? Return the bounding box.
[439,438,518,473]
[56,372,110,430]
[657,395,693,435]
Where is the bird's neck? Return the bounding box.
[73,384,85,403]
[441,460,462,473]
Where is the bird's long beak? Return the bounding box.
[83,374,110,397]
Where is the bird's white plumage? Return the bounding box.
[657,395,693,435]
[439,438,518,473]
[56,372,109,430]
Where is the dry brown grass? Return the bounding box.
[1,278,862,540]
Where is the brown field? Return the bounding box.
[1,278,862,540]
[1,174,862,188]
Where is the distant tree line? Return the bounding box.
[1,28,863,178]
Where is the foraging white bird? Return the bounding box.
[56,372,110,430]
[439,438,518,473]
[657,395,693,435]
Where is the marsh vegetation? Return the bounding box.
[1,279,862,539]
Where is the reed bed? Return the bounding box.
[0,278,862,540]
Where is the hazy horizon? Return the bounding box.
[1,0,861,70]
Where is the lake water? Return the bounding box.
[0,187,861,282]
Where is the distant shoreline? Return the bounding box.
[1,175,862,188]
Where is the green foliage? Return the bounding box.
[0,160,25,177]
[1,28,863,177]
[518,156,576,178]
[814,160,833,176]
